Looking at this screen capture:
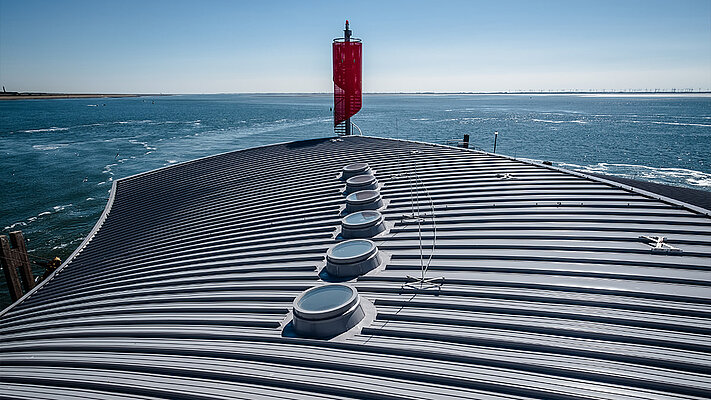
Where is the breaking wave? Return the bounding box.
[22,127,70,133]
[532,119,588,124]
[556,162,711,188]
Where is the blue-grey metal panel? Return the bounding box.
[2,136,710,399]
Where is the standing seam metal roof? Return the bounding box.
[1,136,710,399]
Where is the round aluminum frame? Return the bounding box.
[342,211,386,239]
[342,162,371,180]
[345,190,383,213]
[345,174,378,194]
[325,239,382,277]
[292,284,365,338]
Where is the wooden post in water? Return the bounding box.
[10,232,35,292]
[0,231,35,302]
[463,134,470,149]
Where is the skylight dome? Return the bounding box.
[292,284,365,338]
[345,189,383,213]
[325,239,382,277]
[341,162,371,180]
[342,210,386,238]
[345,174,378,194]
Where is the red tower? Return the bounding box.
[333,20,362,135]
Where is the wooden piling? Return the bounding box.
[0,231,35,302]
[0,235,23,301]
[463,134,470,149]
[10,231,35,292]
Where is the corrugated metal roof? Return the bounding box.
[2,136,710,399]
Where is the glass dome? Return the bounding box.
[342,163,371,180]
[295,284,358,320]
[343,210,382,228]
[346,190,380,204]
[347,174,376,186]
[328,239,376,263]
[343,162,369,172]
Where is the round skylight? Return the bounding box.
[342,211,386,239]
[345,174,378,194]
[292,284,365,338]
[328,239,376,263]
[347,174,376,186]
[346,190,380,204]
[342,162,371,180]
[343,210,381,227]
[325,239,382,277]
[345,190,383,213]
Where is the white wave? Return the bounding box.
[102,163,117,175]
[87,104,98,107]
[128,139,157,151]
[22,127,70,133]
[86,197,95,201]
[563,162,711,188]
[650,121,711,128]
[117,120,153,125]
[33,144,69,150]
[3,221,27,230]
[229,117,330,138]
[532,119,587,124]
[410,118,429,121]
[6,204,74,230]
[53,204,72,212]
[166,159,178,164]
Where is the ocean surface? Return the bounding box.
[1,93,710,308]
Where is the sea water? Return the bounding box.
[1,93,710,307]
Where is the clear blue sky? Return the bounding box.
[1,0,709,93]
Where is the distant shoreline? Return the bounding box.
[1,91,709,100]
[0,93,171,100]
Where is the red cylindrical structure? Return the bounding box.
[333,38,362,128]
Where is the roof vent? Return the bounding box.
[345,189,383,213]
[342,210,386,238]
[325,239,382,277]
[342,162,371,180]
[292,284,365,338]
[345,174,378,194]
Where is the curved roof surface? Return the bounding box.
[2,136,710,399]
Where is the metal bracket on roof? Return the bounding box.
[402,275,444,291]
[400,213,433,224]
[639,236,683,254]
[496,173,515,180]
